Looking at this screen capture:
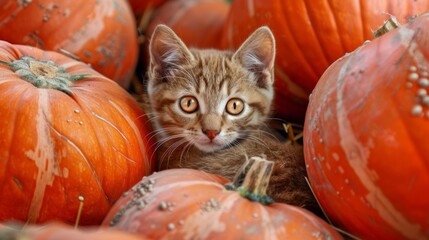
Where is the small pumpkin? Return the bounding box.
[303,14,429,239]
[222,0,429,122]
[102,156,342,239]
[0,41,154,225]
[0,0,138,88]
[0,222,148,240]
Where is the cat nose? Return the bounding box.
[203,129,219,140]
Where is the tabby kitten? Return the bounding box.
[145,25,319,214]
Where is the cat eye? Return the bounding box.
[179,96,199,113]
[226,98,244,115]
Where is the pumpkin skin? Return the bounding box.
[146,0,230,49]
[0,0,138,88]
[127,0,168,17]
[0,41,154,225]
[222,0,429,123]
[102,164,342,239]
[303,14,429,239]
[0,222,148,240]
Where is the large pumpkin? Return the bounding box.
[0,0,138,88]
[303,14,429,239]
[222,0,429,123]
[0,41,154,225]
[103,156,342,239]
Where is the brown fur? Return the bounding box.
[144,25,320,215]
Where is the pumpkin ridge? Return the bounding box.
[58,87,123,206]
[325,0,347,54]
[26,90,59,222]
[301,0,331,66]
[47,118,110,204]
[390,95,429,176]
[65,95,116,205]
[176,193,241,239]
[256,203,277,238]
[358,0,367,42]
[278,2,320,81]
[70,90,147,180]
[1,85,32,179]
[107,99,153,173]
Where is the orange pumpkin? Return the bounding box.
[127,0,168,17]
[303,14,429,239]
[0,0,138,88]
[222,0,429,123]
[0,222,149,240]
[103,156,342,239]
[146,0,230,49]
[0,41,154,225]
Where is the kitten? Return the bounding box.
[145,25,319,214]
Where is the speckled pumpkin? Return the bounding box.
[0,0,138,88]
[304,13,429,240]
[103,156,342,240]
[0,41,154,225]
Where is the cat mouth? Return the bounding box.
[200,140,224,147]
[193,139,227,152]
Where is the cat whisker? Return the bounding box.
[265,117,289,124]
[236,135,272,151]
[178,140,194,168]
[136,111,158,120]
[240,129,280,142]
[145,126,182,143]
[137,114,159,130]
[150,134,187,168]
[159,138,189,169]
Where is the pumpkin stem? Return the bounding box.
[225,155,274,205]
[0,56,87,94]
[373,15,401,38]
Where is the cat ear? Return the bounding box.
[149,24,194,78]
[232,26,276,88]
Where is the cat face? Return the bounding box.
[147,25,276,152]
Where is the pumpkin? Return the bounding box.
[127,0,168,17]
[0,41,154,225]
[145,0,230,49]
[303,14,429,239]
[0,222,148,240]
[102,156,342,239]
[0,0,138,88]
[222,0,429,123]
